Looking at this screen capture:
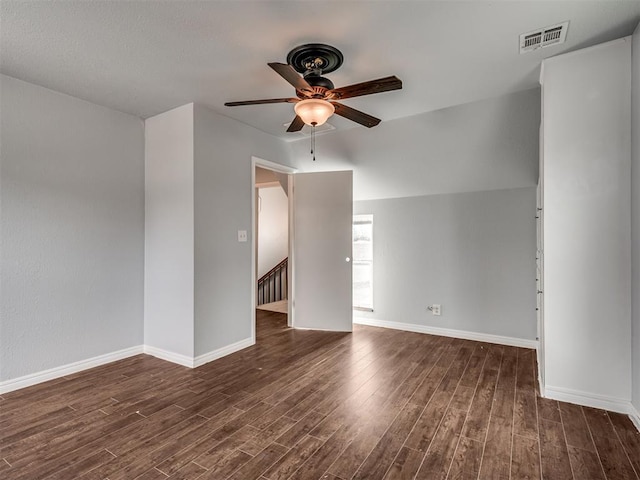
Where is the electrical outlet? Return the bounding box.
[432,304,441,316]
[237,230,247,242]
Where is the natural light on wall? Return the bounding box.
[353,214,373,310]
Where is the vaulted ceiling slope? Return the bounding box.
[2,1,639,138]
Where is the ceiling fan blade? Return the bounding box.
[328,76,402,100]
[286,115,305,132]
[332,102,381,128]
[268,62,314,94]
[225,98,298,107]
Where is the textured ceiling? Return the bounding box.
[2,1,640,139]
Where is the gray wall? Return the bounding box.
[541,38,631,403]
[354,187,537,341]
[193,105,292,357]
[632,24,640,410]
[289,88,540,201]
[144,104,195,358]
[0,75,144,381]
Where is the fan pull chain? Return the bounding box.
[311,123,316,161]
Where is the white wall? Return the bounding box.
[354,187,537,341]
[144,103,293,361]
[193,105,293,357]
[289,88,540,201]
[288,88,540,344]
[541,38,632,408]
[632,24,640,411]
[144,104,195,358]
[257,186,288,279]
[0,75,144,381]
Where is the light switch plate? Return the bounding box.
[237,230,247,242]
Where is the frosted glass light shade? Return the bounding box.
[294,99,335,126]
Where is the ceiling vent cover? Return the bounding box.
[519,21,569,54]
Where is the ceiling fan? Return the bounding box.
[224,43,402,132]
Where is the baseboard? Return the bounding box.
[0,345,144,395]
[293,326,354,332]
[144,338,255,369]
[353,317,538,349]
[629,404,640,433]
[1,337,257,395]
[538,373,546,397]
[193,337,254,368]
[143,345,196,368]
[544,385,633,415]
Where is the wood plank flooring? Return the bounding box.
[1,310,639,479]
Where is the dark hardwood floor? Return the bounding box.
[1,310,639,479]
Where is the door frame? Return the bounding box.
[536,119,546,395]
[251,156,297,342]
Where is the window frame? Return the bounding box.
[352,214,374,311]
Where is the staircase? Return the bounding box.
[257,257,288,306]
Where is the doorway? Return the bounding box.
[255,168,290,314]
[251,157,296,341]
[251,157,354,341]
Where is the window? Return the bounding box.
[353,214,373,310]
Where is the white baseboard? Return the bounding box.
[629,404,640,432]
[143,345,195,368]
[193,337,254,368]
[0,345,144,395]
[353,317,538,349]
[293,326,354,332]
[538,375,546,397]
[544,385,633,415]
[144,337,254,368]
[1,337,256,395]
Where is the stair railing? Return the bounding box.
[257,257,288,306]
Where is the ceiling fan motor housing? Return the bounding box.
[303,74,335,93]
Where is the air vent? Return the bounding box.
[519,21,569,54]
[283,121,335,136]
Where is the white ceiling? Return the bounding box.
[2,1,639,139]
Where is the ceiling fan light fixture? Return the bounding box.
[294,99,335,126]
[225,44,402,133]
